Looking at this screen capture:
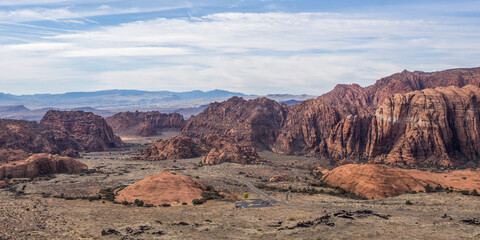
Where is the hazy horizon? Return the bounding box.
[1,0,479,95]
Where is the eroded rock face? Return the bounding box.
[0,119,59,154]
[115,170,205,205]
[0,149,30,164]
[201,135,262,165]
[366,85,480,167]
[40,110,123,152]
[182,97,286,149]
[322,164,480,198]
[0,153,88,179]
[135,136,200,160]
[139,68,480,167]
[106,111,185,137]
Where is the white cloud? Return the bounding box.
[0,12,479,95]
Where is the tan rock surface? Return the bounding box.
[115,170,205,205]
[0,153,88,179]
[322,164,480,198]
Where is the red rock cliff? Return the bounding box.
[106,111,185,137]
[40,110,123,152]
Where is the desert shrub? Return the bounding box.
[460,190,470,195]
[160,203,171,207]
[424,184,433,193]
[472,189,479,196]
[6,174,12,179]
[134,199,144,207]
[144,204,155,207]
[182,202,188,205]
[121,200,130,205]
[41,192,51,198]
[192,198,205,205]
[243,193,249,199]
[405,200,413,205]
[434,185,446,192]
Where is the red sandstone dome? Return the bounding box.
[115,170,206,205]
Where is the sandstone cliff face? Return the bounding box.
[106,111,185,137]
[322,164,480,198]
[0,119,59,154]
[135,136,200,160]
[366,85,480,167]
[0,149,30,164]
[0,153,88,179]
[40,110,123,152]
[115,170,205,205]
[317,68,480,110]
[140,68,480,167]
[182,97,285,149]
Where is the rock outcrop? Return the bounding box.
[0,119,60,154]
[135,136,200,160]
[322,164,480,198]
[115,170,205,205]
[106,111,185,137]
[0,153,88,179]
[40,110,123,152]
[366,85,480,167]
[201,135,262,165]
[0,149,30,164]
[177,68,480,168]
[182,97,286,149]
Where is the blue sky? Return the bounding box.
[0,0,479,95]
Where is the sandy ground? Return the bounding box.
[1,141,480,239]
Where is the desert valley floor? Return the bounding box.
[1,135,480,240]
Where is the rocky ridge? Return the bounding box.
[173,68,480,167]
[135,134,262,164]
[106,111,185,137]
[40,110,123,152]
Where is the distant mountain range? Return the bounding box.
[0,89,314,121]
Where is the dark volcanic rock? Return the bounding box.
[106,111,185,137]
[40,110,123,152]
[0,153,88,179]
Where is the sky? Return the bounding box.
[0,0,479,95]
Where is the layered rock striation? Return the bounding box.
[0,153,88,179]
[40,110,123,152]
[176,68,480,167]
[106,111,185,137]
[115,170,205,205]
